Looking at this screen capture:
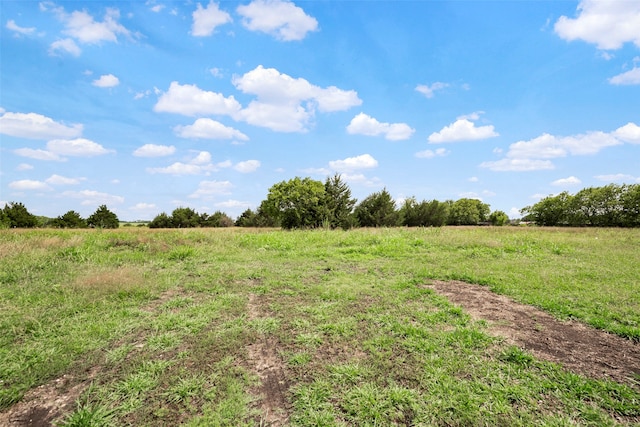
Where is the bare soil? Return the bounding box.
[428,280,640,388]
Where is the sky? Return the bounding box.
[1,0,639,221]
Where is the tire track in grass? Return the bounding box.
[428,280,640,388]
[246,293,290,426]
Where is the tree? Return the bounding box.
[447,198,490,225]
[621,184,640,227]
[262,177,326,229]
[201,211,234,227]
[324,174,357,229]
[52,210,87,228]
[400,198,449,227]
[149,212,172,228]
[489,210,509,226]
[2,202,38,228]
[87,205,119,229]
[171,207,200,228]
[354,189,400,227]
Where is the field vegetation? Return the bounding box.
[1,226,639,425]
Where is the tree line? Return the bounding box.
[520,183,640,227]
[3,178,638,230]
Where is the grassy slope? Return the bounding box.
[0,227,638,425]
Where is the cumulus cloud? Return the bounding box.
[61,7,133,44]
[415,82,449,99]
[328,154,378,172]
[154,81,242,116]
[346,113,415,141]
[551,176,582,186]
[594,173,640,183]
[234,160,260,173]
[61,189,124,205]
[45,174,84,185]
[428,114,498,143]
[145,151,231,175]
[8,180,52,191]
[131,202,157,211]
[237,0,318,41]
[232,65,361,132]
[189,180,234,198]
[47,138,113,157]
[0,111,83,139]
[13,148,66,161]
[480,124,638,171]
[191,1,232,36]
[17,163,34,171]
[174,118,249,140]
[554,0,640,50]
[49,38,81,56]
[609,67,640,85]
[6,19,37,36]
[215,199,251,209]
[132,144,176,157]
[415,148,449,159]
[92,74,119,88]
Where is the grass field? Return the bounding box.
[1,226,639,425]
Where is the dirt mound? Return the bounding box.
[428,280,640,388]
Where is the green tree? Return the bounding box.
[447,198,490,225]
[400,198,449,227]
[262,177,326,229]
[201,211,234,227]
[621,184,640,227]
[52,210,87,228]
[171,207,200,228]
[489,210,509,226]
[521,192,572,226]
[324,174,357,229]
[149,212,172,228]
[87,205,119,229]
[354,189,400,227]
[2,202,38,228]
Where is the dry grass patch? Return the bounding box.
[71,266,149,296]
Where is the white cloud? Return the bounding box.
[147,162,206,175]
[61,190,124,206]
[47,138,113,157]
[6,19,37,36]
[232,66,361,132]
[551,176,582,186]
[154,81,242,116]
[614,122,640,143]
[13,148,66,161]
[0,111,83,139]
[189,180,234,198]
[174,118,249,140]
[329,154,378,172]
[479,158,555,172]
[130,202,157,211]
[415,82,449,99]
[16,163,34,171]
[609,67,640,85]
[191,2,232,37]
[45,174,84,185]
[554,0,640,50]
[237,0,318,41]
[415,148,449,159]
[340,173,382,187]
[190,151,212,165]
[428,116,498,143]
[92,74,119,88]
[8,180,52,191]
[594,173,640,183]
[61,8,132,44]
[215,199,251,209]
[234,160,261,173]
[49,38,81,56]
[468,176,479,182]
[346,113,414,141]
[150,5,165,13]
[132,144,176,157]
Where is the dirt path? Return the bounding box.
[428,280,640,388]
[246,293,290,426]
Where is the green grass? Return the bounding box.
[1,227,639,425]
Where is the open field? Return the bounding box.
[1,227,639,425]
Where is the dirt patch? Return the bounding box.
[428,280,640,388]
[246,293,291,426]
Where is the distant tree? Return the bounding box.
[262,177,326,229]
[149,212,172,228]
[171,207,200,228]
[2,202,38,228]
[400,198,449,227]
[621,184,640,227]
[521,192,572,226]
[0,209,9,229]
[354,189,400,227]
[447,198,490,225]
[87,205,119,229]
[489,210,509,226]
[52,210,87,228]
[201,211,234,227]
[324,174,357,229]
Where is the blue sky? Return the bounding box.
[1,0,639,221]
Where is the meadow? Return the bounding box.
[0,226,639,426]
